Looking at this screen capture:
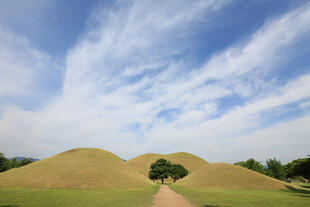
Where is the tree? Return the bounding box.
[7,158,19,170]
[0,152,8,172]
[284,156,310,180]
[235,158,266,174]
[266,158,285,180]
[149,170,157,182]
[18,158,33,167]
[170,164,188,183]
[149,159,172,184]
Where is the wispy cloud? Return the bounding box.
[0,0,309,163]
[0,29,60,107]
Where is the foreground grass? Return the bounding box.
[0,185,160,207]
[170,185,310,207]
[292,182,310,189]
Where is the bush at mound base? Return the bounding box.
[0,148,152,189]
[176,163,295,190]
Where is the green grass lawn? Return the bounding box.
[170,185,310,207]
[0,185,160,207]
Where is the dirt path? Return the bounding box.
[151,185,195,207]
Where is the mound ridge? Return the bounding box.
[176,163,293,190]
[0,148,152,189]
[128,152,208,177]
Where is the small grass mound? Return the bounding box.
[0,148,152,189]
[128,152,208,177]
[176,163,296,190]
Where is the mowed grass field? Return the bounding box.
[170,185,310,207]
[0,185,160,207]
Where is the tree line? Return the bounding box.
[0,152,34,173]
[149,158,188,184]
[234,155,310,182]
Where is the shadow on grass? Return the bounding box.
[296,195,310,198]
[202,205,221,207]
[0,205,18,207]
[285,185,310,194]
[283,185,310,198]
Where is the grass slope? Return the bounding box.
[0,185,160,207]
[176,163,296,190]
[170,185,310,207]
[0,148,152,189]
[128,152,208,178]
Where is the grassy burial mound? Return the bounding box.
[0,148,152,189]
[128,152,208,177]
[176,163,295,190]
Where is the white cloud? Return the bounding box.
[143,74,310,163]
[0,29,59,99]
[234,115,310,164]
[0,0,310,164]
[300,99,310,109]
[181,2,310,96]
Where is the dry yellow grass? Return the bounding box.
[127,152,208,178]
[0,148,152,189]
[176,163,296,190]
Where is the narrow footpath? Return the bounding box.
[151,185,195,207]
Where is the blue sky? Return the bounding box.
[0,0,310,164]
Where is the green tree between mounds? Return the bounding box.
[266,158,285,180]
[149,158,172,184]
[234,158,266,174]
[149,159,189,184]
[170,164,188,183]
[149,170,158,182]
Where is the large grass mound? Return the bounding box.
[0,148,152,189]
[176,163,294,190]
[128,152,208,177]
